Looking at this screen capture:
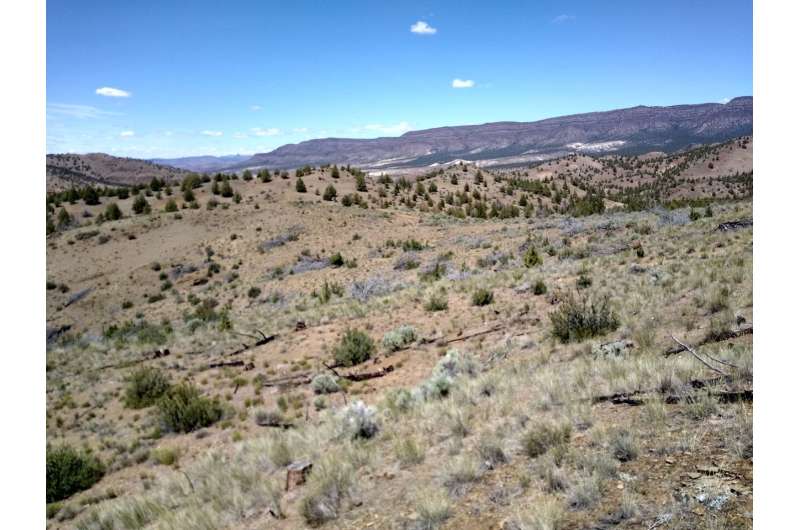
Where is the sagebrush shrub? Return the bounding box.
[124,367,171,409]
[46,445,104,503]
[157,383,223,433]
[340,400,379,439]
[381,325,417,352]
[549,293,619,343]
[333,329,375,367]
[311,374,341,394]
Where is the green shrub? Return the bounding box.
[549,293,619,343]
[533,279,547,295]
[132,194,150,215]
[247,286,262,299]
[402,239,425,251]
[46,445,105,503]
[295,177,307,193]
[522,422,572,458]
[323,184,338,201]
[329,252,345,267]
[157,384,224,433]
[333,329,375,367]
[124,367,171,409]
[471,288,494,306]
[164,199,178,212]
[523,246,541,267]
[104,202,123,221]
[576,272,592,289]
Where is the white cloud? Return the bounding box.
[95,86,131,97]
[719,97,732,104]
[361,122,413,135]
[410,21,437,35]
[452,78,475,89]
[293,127,309,133]
[46,103,118,119]
[251,127,281,136]
[551,14,575,24]
[233,132,248,139]
[119,130,135,137]
[250,105,263,111]
[202,130,223,137]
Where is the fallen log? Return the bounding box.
[716,219,752,232]
[341,364,395,382]
[592,376,734,406]
[207,359,254,370]
[443,325,504,345]
[260,374,314,388]
[89,348,171,372]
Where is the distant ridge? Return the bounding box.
[150,154,251,173]
[48,97,753,180]
[230,97,752,170]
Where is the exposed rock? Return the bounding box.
[593,339,634,357]
[716,218,752,232]
[285,460,313,491]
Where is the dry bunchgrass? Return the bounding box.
[56,197,752,529]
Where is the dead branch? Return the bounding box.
[261,374,313,388]
[208,360,245,369]
[664,326,752,356]
[669,334,727,375]
[226,330,276,356]
[443,325,503,345]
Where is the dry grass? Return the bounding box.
[47,172,752,529]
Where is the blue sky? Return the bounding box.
[46,0,753,158]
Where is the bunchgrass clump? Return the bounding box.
[522,421,572,458]
[424,292,449,312]
[549,293,619,343]
[413,489,451,529]
[608,429,639,462]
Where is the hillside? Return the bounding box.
[45,150,752,529]
[46,153,190,191]
[229,97,752,170]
